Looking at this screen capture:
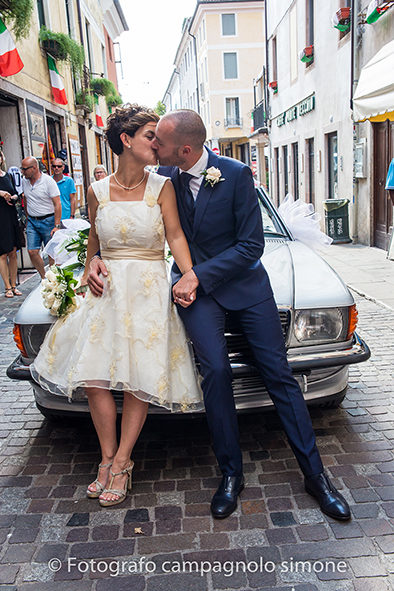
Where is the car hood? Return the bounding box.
[14,239,353,325]
[262,238,353,309]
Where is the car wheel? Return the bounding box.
[318,387,347,409]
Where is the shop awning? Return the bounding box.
[353,40,394,122]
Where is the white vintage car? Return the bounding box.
[7,188,370,420]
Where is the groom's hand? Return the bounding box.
[173,269,199,304]
[87,256,108,297]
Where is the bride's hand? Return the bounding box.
[87,256,108,297]
[173,288,197,308]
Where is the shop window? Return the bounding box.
[292,142,299,200]
[306,138,315,205]
[283,145,289,198]
[274,147,280,204]
[327,132,338,199]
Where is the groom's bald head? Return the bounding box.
[153,109,206,168]
[160,110,206,150]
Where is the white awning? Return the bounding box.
[353,40,394,122]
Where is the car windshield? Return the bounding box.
[257,191,288,236]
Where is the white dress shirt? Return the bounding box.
[179,147,209,201]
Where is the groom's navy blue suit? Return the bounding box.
[159,148,323,478]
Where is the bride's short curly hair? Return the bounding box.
[105,103,159,155]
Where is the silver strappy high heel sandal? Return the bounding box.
[86,461,113,499]
[99,461,134,507]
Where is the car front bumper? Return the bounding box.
[7,333,370,416]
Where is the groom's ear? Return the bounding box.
[181,145,192,156]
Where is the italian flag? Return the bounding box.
[0,17,23,77]
[47,55,67,105]
[95,94,104,127]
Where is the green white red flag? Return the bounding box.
[95,94,104,127]
[47,55,67,105]
[0,17,23,77]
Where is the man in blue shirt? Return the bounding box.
[52,158,76,220]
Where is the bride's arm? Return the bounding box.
[80,186,101,285]
[159,180,194,276]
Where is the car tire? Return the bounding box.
[318,387,347,409]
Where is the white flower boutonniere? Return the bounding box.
[201,166,225,188]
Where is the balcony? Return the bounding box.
[224,117,243,129]
[252,101,267,132]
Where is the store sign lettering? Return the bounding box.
[299,95,315,116]
[275,94,315,127]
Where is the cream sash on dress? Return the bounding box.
[101,248,164,261]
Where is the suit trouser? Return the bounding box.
[177,295,324,478]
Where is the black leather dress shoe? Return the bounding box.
[211,475,244,519]
[305,472,351,521]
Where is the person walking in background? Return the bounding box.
[0,149,23,298]
[51,158,76,220]
[93,164,107,181]
[385,157,394,261]
[21,157,61,278]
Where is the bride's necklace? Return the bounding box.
[113,171,146,191]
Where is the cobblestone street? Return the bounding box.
[0,274,393,591]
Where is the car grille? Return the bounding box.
[224,308,291,363]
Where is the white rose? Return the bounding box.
[52,299,61,312]
[45,269,57,283]
[206,167,222,181]
[83,239,88,246]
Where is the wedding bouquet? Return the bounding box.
[64,228,89,267]
[42,219,90,269]
[41,266,78,317]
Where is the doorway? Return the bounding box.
[373,121,393,249]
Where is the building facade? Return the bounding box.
[265,0,353,233]
[352,1,394,249]
[163,0,265,164]
[0,0,127,210]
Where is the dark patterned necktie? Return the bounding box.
[179,171,195,223]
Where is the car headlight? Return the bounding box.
[14,324,51,359]
[294,309,347,344]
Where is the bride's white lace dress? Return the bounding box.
[30,173,204,412]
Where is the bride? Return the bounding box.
[31,104,203,506]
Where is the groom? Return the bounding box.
[88,110,350,521]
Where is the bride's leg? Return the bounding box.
[86,386,118,494]
[99,392,148,503]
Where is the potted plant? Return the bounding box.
[268,80,278,94]
[106,93,123,109]
[90,76,116,97]
[39,27,85,76]
[0,0,34,40]
[332,7,351,31]
[300,45,314,63]
[75,91,93,115]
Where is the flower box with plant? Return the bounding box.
[300,45,314,63]
[106,93,123,110]
[90,76,116,97]
[1,0,34,40]
[39,26,84,76]
[75,91,93,113]
[332,7,351,31]
[268,80,278,94]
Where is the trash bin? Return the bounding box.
[323,198,352,244]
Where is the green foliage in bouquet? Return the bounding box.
[41,266,78,317]
[64,228,89,268]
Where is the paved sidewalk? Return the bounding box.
[317,244,394,311]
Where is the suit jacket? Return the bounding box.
[159,147,273,310]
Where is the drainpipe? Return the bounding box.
[189,32,200,114]
[350,0,359,242]
[76,0,85,49]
